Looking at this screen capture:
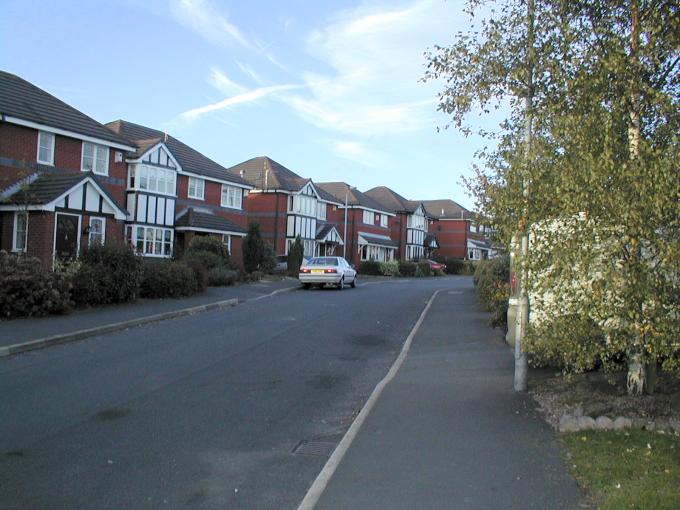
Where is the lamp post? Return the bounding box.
[343,191,348,258]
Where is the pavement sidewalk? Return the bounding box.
[310,286,582,509]
[0,278,299,352]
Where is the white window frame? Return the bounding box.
[81,142,109,176]
[13,212,28,252]
[37,131,55,165]
[221,234,231,254]
[88,217,106,246]
[133,225,173,257]
[221,184,242,209]
[316,202,327,221]
[380,214,388,228]
[363,210,374,225]
[188,177,205,200]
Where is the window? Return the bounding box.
[363,210,374,225]
[221,185,242,209]
[221,234,231,254]
[380,214,388,228]
[88,217,105,245]
[132,165,176,195]
[290,195,316,216]
[188,177,205,200]
[37,131,54,165]
[82,142,109,175]
[316,202,327,221]
[134,226,173,257]
[13,212,28,252]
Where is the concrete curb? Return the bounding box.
[0,298,238,358]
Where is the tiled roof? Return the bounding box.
[175,208,247,234]
[357,231,399,248]
[0,71,133,147]
[316,182,392,214]
[106,120,250,187]
[364,186,412,213]
[226,156,340,203]
[2,171,124,211]
[420,199,472,220]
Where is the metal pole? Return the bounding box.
[514,0,534,392]
[343,191,348,259]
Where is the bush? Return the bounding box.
[473,256,510,329]
[260,242,276,274]
[360,260,382,275]
[242,222,264,273]
[417,261,432,277]
[73,242,141,306]
[463,260,478,275]
[398,260,416,276]
[140,260,199,298]
[379,260,400,276]
[183,235,232,271]
[0,251,72,319]
[182,256,208,293]
[440,258,465,275]
[207,267,238,286]
[287,236,304,276]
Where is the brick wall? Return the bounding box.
[431,219,468,259]
[245,192,287,254]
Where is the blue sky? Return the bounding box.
[1,0,500,209]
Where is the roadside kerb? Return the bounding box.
[0,299,239,358]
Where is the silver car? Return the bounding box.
[299,256,358,290]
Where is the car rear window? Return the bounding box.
[309,257,338,266]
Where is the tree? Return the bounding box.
[287,236,304,276]
[242,222,264,273]
[425,0,680,394]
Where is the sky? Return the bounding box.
[0,0,502,210]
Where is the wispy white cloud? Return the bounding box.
[179,83,301,120]
[331,140,379,166]
[169,0,251,49]
[208,67,246,95]
[235,61,265,86]
[280,0,454,137]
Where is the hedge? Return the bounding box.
[398,260,417,276]
[0,251,72,319]
[360,260,382,275]
[140,260,199,298]
[473,256,510,329]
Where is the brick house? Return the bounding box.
[316,182,397,266]
[0,71,134,266]
[364,186,439,261]
[105,120,253,267]
[226,157,344,258]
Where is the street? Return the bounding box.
[1,277,466,509]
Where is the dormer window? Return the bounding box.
[37,131,54,165]
[82,142,109,175]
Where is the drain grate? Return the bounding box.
[292,440,337,457]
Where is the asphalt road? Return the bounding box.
[0,277,466,509]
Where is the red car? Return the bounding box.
[422,259,446,272]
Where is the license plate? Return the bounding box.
[311,269,324,274]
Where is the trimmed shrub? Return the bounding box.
[140,260,199,298]
[73,242,141,306]
[441,258,465,275]
[0,251,72,319]
[242,222,264,273]
[398,260,416,276]
[260,242,276,274]
[207,267,238,286]
[287,236,304,276]
[182,257,208,293]
[433,268,445,277]
[379,260,400,277]
[183,235,232,271]
[473,256,510,329]
[417,261,433,276]
[414,264,425,277]
[360,260,382,275]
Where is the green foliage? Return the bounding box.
[426,0,680,389]
[183,235,232,271]
[207,267,238,287]
[0,251,72,318]
[73,242,141,306]
[360,260,382,275]
[140,260,199,298]
[438,257,465,275]
[398,260,417,277]
[287,236,304,276]
[260,241,276,274]
[379,260,400,277]
[417,261,432,277]
[242,222,275,273]
[181,257,208,293]
[473,256,510,330]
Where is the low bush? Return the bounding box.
[417,261,432,277]
[0,251,72,319]
[260,242,276,274]
[73,242,141,306]
[379,260,400,277]
[463,260,478,275]
[473,256,510,329]
[183,236,232,271]
[242,270,264,282]
[140,260,199,298]
[433,268,445,277]
[440,258,465,275]
[207,266,238,286]
[182,257,208,293]
[360,260,382,275]
[398,260,416,276]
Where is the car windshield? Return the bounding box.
[308,257,338,266]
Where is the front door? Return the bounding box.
[55,213,80,261]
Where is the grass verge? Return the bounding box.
[562,429,680,509]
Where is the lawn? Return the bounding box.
[562,429,680,509]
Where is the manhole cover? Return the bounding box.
[292,440,336,457]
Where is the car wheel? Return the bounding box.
[350,275,357,288]
[302,283,310,289]
[337,277,344,290]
